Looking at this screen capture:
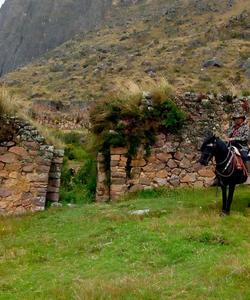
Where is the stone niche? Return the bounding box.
[0,117,64,215]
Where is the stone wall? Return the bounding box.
[96,93,250,201]
[0,117,64,215]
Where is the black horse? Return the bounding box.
[199,135,248,215]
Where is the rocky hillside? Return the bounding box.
[1,0,250,113]
[0,0,116,75]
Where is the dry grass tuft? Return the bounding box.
[112,77,174,102]
[0,86,19,116]
[0,86,63,147]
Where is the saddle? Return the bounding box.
[231,146,248,177]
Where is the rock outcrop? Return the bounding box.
[0,0,114,76]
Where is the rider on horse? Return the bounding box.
[226,110,250,173]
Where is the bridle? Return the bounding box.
[202,140,235,178]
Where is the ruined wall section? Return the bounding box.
[96,93,250,201]
[0,117,63,214]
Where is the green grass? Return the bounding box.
[1,187,250,300]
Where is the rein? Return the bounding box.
[216,147,231,166]
[215,147,235,178]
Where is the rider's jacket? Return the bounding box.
[227,122,250,151]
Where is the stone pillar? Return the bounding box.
[110,147,128,200]
[29,144,54,211]
[46,149,64,203]
[96,153,110,202]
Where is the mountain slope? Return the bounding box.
[0,0,114,76]
[2,0,250,106]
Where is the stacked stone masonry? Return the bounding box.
[0,117,64,215]
[96,93,250,201]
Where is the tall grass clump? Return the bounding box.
[0,86,19,116]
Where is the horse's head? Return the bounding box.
[199,134,217,166]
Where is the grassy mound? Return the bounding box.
[0,187,250,299]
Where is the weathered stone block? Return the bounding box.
[154,178,168,186]
[118,161,127,167]
[155,169,168,178]
[36,157,52,166]
[0,153,18,164]
[139,177,151,185]
[0,170,9,178]
[97,153,105,162]
[179,158,192,169]
[37,165,51,173]
[98,172,107,182]
[180,173,196,183]
[169,175,180,187]
[9,172,18,179]
[5,162,22,171]
[167,159,178,169]
[111,147,127,155]
[198,168,215,178]
[162,142,178,153]
[112,178,126,185]
[46,193,59,202]
[156,153,172,162]
[22,164,34,173]
[194,181,204,188]
[0,188,12,197]
[9,146,28,158]
[51,157,64,164]
[111,155,121,161]
[145,172,156,179]
[48,179,61,187]
[0,147,8,154]
[174,151,185,161]
[131,159,146,167]
[29,150,39,157]
[48,172,61,179]
[23,141,40,150]
[112,172,126,178]
[26,173,49,182]
[110,184,127,193]
[120,156,128,162]
[172,168,181,175]
[129,184,144,193]
[54,149,64,157]
[34,196,47,207]
[111,160,119,167]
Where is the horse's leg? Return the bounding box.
[226,184,236,215]
[221,185,227,214]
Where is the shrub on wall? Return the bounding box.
[90,89,186,158]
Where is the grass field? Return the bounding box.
[0,187,250,300]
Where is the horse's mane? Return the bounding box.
[201,135,228,151]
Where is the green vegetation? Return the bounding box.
[1,187,250,299]
[58,131,96,205]
[90,90,185,158]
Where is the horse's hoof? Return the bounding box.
[220,211,230,217]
